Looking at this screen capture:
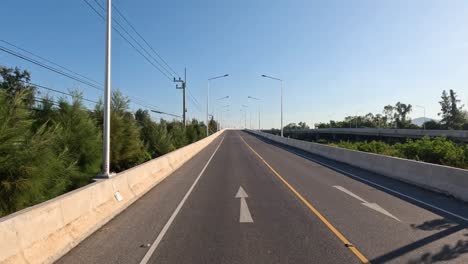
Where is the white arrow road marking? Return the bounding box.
[236,186,253,223]
[333,185,401,222]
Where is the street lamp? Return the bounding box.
[207,74,229,136]
[261,74,284,137]
[415,105,426,130]
[216,104,230,131]
[214,96,229,131]
[220,109,230,130]
[102,0,112,177]
[240,107,248,129]
[248,96,261,130]
[242,105,249,129]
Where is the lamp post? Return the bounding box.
[242,105,249,129]
[102,0,112,177]
[247,96,261,130]
[415,105,426,130]
[214,96,229,131]
[261,74,283,137]
[216,104,230,131]
[207,74,229,136]
[240,109,246,129]
[220,109,229,130]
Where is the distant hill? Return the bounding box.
[411,117,438,126]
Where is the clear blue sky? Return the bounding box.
[1,0,468,129]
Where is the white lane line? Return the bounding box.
[333,185,401,222]
[249,135,468,223]
[139,137,225,264]
[236,186,253,223]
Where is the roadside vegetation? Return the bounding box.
[328,137,468,170]
[0,67,216,217]
[267,88,468,169]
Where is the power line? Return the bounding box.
[0,45,103,90]
[186,88,202,113]
[112,3,180,77]
[1,40,102,87]
[150,109,182,119]
[92,0,176,79]
[0,42,163,112]
[26,81,99,104]
[82,0,173,81]
[186,88,201,108]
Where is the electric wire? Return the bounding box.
[92,0,176,79]
[0,42,164,112]
[112,2,180,77]
[82,0,173,81]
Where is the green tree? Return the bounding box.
[394,102,412,128]
[135,109,174,158]
[186,119,203,143]
[0,90,78,215]
[208,116,217,134]
[0,67,36,106]
[94,90,149,172]
[168,121,188,149]
[383,105,395,128]
[423,120,441,130]
[298,122,309,129]
[54,93,102,187]
[438,89,465,129]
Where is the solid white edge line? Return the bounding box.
[250,134,468,223]
[139,136,225,264]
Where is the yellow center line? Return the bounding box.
[239,134,370,264]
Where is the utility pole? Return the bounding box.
[174,68,186,126]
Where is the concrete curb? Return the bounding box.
[248,130,468,202]
[0,130,225,264]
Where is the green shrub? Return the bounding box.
[330,136,467,169]
[395,137,467,168]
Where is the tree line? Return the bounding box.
[301,89,467,130]
[0,67,215,216]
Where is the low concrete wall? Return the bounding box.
[249,130,468,202]
[0,130,224,264]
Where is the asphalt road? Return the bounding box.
[57,130,468,264]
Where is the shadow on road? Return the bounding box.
[407,239,468,264]
[411,218,458,231]
[369,217,468,263]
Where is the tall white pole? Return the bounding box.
[423,107,426,130]
[258,104,260,130]
[206,81,210,136]
[102,0,112,177]
[280,80,283,137]
[244,111,247,128]
[220,111,222,131]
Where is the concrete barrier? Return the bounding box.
[0,130,225,264]
[249,130,468,202]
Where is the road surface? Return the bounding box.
[57,130,468,264]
